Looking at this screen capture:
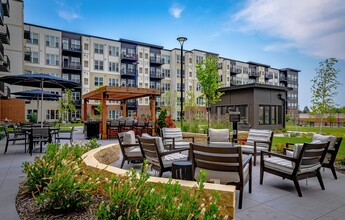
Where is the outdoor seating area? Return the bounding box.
[1,126,345,219]
[107,119,156,138]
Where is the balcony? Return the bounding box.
[0,82,10,99]
[218,63,223,69]
[150,72,164,80]
[0,55,10,72]
[0,24,10,44]
[24,47,31,61]
[62,45,81,54]
[248,71,259,78]
[265,73,273,79]
[279,76,287,82]
[62,63,81,70]
[150,57,163,65]
[120,69,137,77]
[230,67,241,75]
[121,53,138,62]
[2,0,9,17]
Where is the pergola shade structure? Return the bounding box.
[82,86,161,139]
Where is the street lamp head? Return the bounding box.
[177,37,187,46]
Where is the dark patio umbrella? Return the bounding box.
[0,74,79,126]
[12,90,61,123]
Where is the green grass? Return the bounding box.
[286,122,345,137]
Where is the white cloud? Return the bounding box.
[58,10,80,22]
[169,5,184,18]
[55,0,81,22]
[234,0,345,59]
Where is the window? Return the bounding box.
[145,53,148,59]
[94,60,104,70]
[128,48,135,57]
[83,78,88,85]
[196,97,203,105]
[94,77,103,86]
[70,39,80,50]
[259,105,282,125]
[84,60,88,68]
[196,56,204,64]
[139,52,143,58]
[108,110,122,119]
[70,57,80,68]
[162,55,170,64]
[72,92,80,101]
[70,110,80,119]
[162,69,170,77]
[31,52,39,63]
[196,83,202,91]
[109,62,119,72]
[108,78,119,86]
[46,109,59,120]
[109,46,119,56]
[176,69,181,78]
[94,43,104,54]
[26,109,38,120]
[45,35,59,48]
[27,32,39,44]
[84,43,89,50]
[71,74,80,84]
[176,54,181,64]
[45,54,59,66]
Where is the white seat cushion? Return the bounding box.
[194,163,249,184]
[264,156,321,174]
[246,129,272,147]
[241,145,268,153]
[141,133,165,152]
[312,134,337,150]
[162,153,188,167]
[174,141,191,149]
[127,147,142,157]
[208,128,229,142]
[123,130,136,153]
[162,127,183,142]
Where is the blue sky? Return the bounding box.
[24,0,345,109]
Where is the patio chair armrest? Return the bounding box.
[285,142,296,149]
[183,136,194,143]
[243,154,252,166]
[160,147,189,156]
[261,150,296,162]
[122,143,140,148]
[253,140,271,145]
[283,148,294,154]
[164,143,173,150]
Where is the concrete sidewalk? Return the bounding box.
[1,127,345,220]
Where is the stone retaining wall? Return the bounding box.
[82,143,236,219]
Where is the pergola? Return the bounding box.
[82,86,161,139]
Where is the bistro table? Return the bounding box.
[21,127,59,155]
[171,161,193,181]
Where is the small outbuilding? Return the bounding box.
[210,83,291,130]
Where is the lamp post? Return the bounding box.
[177,37,187,127]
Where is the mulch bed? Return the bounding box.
[16,183,104,220]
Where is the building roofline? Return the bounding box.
[119,38,163,49]
[219,83,292,92]
[280,68,301,72]
[247,61,271,68]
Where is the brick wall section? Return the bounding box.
[0,99,26,123]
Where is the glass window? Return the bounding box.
[71,74,80,84]
[108,78,119,86]
[45,35,59,48]
[31,52,39,63]
[72,92,80,101]
[27,32,39,44]
[259,106,264,125]
[94,60,104,70]
[109,62,119,72]
[109,46,119,56]
[94,43,104,54]
[94,77,104,86]
[26,109,38,120]
[71,39,81,51]
[45,54,59,66]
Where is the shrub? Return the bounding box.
[22,140,100,211]
[157,109,167,130]
[96,162,223,219]
[337,157,345,165]
[165,114,176,128]
[273,143,285,154]
[289,132,300,138]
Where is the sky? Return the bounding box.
[24,0,345,109]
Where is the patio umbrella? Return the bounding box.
[12,89,61,123]
[0,73,79,126]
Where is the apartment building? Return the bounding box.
[1,0,300,123]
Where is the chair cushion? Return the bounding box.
[208,128,229,142]
[162,128,183,142]
[141,133,165,152]
[241,145,268,153]
[312,134,336,150]
[264,156,321,174]
[123,130,136,153]
[127,147,142,157]
[194,163,249,184]
[246,129,272,147]
[174,141,191,149]
[162,153,188,167]
[209,142,234,147]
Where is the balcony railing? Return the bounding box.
[150,72,164,79]
[120,69,137,76]
[24,47,31,61]
[230,67,242,74]
[121,53,138,61]
[0,24,10,44]
[62,45,81,52]
[279,76,287,82]
[150,57,163,65]
[62,63,81,70]
[2,0,9,17]
[248,71,259,78]
[265,73,273,79]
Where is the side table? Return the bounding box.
[171,161,193,181]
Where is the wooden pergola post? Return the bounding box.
[150,95,156,121]
[83,99,88,120]
[121,100,127,118]
[101,92,107,139]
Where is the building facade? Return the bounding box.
[0,0,300,124]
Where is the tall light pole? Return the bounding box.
[177,37,187,127]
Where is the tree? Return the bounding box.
[196,55,224,129]
[303,106,310,113]
[59,89,76,123]
[310,58,341,133]
[184,91,198,123]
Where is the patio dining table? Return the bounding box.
[21,127,60,155]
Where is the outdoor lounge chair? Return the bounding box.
[238,129,274,166]
[260,142,329,197]
[286,134,342,179]
[138,135,189,177]
[161,127,194,149]
[3,126,28,154]
[117,131,143,168]
[190,143,252,209]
